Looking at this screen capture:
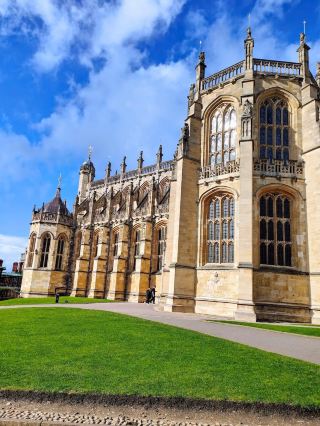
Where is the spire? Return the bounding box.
[56,173,62,197]
[244,26,254,72]
[88,145,93,162]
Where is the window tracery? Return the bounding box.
[207,194,234,263]
[259,97,289,161]
[55,236,66,271]
[259,193,292,266]
[27,234,36,267]
[157,226,167,271]
[39,233,51,268]
[210,105,237,166]
[133,229,141,271]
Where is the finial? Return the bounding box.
[57,173,62,189]
[88,145,93,161]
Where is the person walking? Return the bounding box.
[55,292,60,304]
[150,287,156,304]
[145,288,151,304]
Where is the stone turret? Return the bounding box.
[21,178,73,298]
[78,148,95,203]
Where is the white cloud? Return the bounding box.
[0,0,186,72]
[0,234,27,270]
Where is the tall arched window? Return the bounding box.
[55,236,66,271]
[39,233,51,268]
[259,97,289,162]
[93,233,99,258]
[27,234,36,267]
[133,229,141,271]
[113,232,119,257]
[207,194,234,263]
[157,226,167,271]
[259,193,292,266]
[210,105,237,166]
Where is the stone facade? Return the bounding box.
[21,28,320,323]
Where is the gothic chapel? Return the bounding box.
[21,28,320,323]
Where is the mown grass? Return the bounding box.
[0,296,113,306]
[212,320,320,338]
[0,308,319,408]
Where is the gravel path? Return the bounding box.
[0,397,319,426]
[1,303,319,364]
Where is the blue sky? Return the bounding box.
[0,0,319,269]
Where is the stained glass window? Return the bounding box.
[210,106,237,166]
[259,194,292,266]
[207,195,235,263]
[259,98,290,161]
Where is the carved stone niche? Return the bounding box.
[241,99,253,139]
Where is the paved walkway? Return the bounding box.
[1,303,320,365]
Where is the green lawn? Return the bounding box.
[0,296,113,306]
[0,308,319,408]
[212,321,320,338]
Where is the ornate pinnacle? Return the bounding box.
[120,156,127,174]
[137,151,144,170]
[106,161,112,178]
[156,145,163,166]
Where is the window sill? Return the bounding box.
[257,265,307,275]
[198,264,236,270]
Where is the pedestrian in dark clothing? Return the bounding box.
[55,293,60,304]
[145,288,151,304]
[151,287,156,304]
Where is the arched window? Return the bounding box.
[93,233,99,258]
[39,233,51,268]
[55,236,66,271]
[27,234,36,267]
[259,193,292,266]
[113,232,119,257]
[259,97,289,161]
[157,226,167,271]
[207,195,234,263]
[210,105,237,166]
[133,229,141,271]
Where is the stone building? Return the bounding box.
[21,28,320,323]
